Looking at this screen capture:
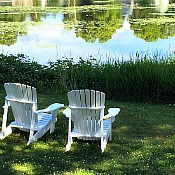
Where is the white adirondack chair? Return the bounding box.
[0,83,64,145]
[63,89,120,153]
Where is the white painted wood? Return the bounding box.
[0,83,64,145]
[63,89,120,153]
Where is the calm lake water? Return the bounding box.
[0,0,175,65]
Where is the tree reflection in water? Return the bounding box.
[112,0,134,39]
[0,0,175,64]
[154,0,169,13]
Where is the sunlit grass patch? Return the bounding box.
[12,162,35,175]
[32,142,50,150]
[154,124,175,137]
[13,145,23,152]
[0,149,4,154]
[63,168,95,175]
[156,124,174,130]
[116,126,128,133]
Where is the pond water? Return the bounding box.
[0,0,175,65]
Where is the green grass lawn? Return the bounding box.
[0,90,175,175]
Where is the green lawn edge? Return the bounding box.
[0,89,174,175]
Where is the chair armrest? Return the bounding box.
[103,108,120,122]
[63,107,71,118]
[108,108,120,116]
[35,103,64,113]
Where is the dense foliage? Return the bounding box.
[0,54,61,92]
[1,4,175,46]
[0,53,175,103]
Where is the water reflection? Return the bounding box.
[113,0,133,38]
[0,0,175,64]
[155,0,169,13]
[0,0,173,8]
[0,0,47,7]
[12,0,33,6]
[111,0,137,59]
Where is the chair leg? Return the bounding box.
[65,134,73,151]
[101,136,105,153]
[50,110,57,134]
[0,125,13,139]
[28,116,35,145]
[50,122,55,134]
[65,117,73,151]
[0,101,12,139]
[27,129,44,145]
[101,135,109,153]
[27,130,36,145]
[109,125,112,141]
[65,143,71,151]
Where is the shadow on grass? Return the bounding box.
[0,98,175,174]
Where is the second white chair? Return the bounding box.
[63,89,120,152]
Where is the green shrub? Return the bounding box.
[0,53,175,103]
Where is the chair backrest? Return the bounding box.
[68,89,105,135]
[4,83,37,128]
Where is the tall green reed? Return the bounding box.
[0,53,175,103]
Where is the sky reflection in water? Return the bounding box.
[1,8,175,65]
